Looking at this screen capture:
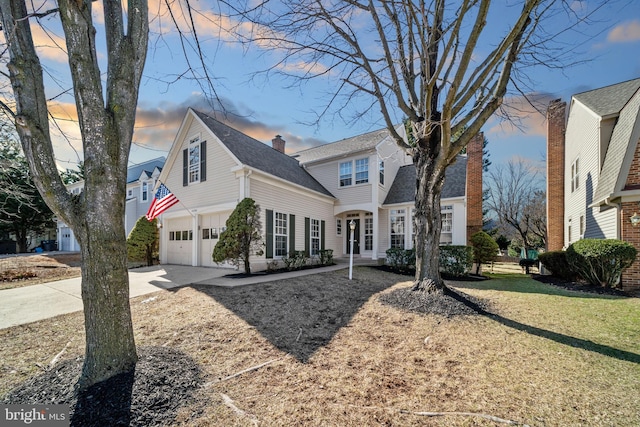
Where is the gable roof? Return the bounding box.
[192,110,334,198]
[592,87,640,205]
[573,78,640,118]
[292,127,392,164]
[383,156,467,205]
[126,157,165,184]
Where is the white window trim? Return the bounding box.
[310,218,321,256]
[274,211,288,257]
[339,157,370,187]
[188,134,201,185]
[570,157,579,193]
[389,208,406,249]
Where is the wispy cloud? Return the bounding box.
[132,94,327,159]
[607,20,640,43]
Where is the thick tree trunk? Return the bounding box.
[412,145,448,294]
[77,222,137,388]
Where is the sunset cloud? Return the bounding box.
[607,20,640,43]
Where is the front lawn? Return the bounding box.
[1,268,638,426]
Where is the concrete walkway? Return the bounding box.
[0,260,367,330]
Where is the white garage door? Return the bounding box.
[200,212,231,267]
[166,217,193,265]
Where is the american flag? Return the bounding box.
[146,184,179,221]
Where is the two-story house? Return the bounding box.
[155,108,483,269]
[57,157,165,251]
[547,77,640,292]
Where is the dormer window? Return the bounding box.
[142,181,148,201]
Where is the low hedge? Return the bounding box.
[538,250,574,281]
[566,239,637,288]
[439,245,473,277]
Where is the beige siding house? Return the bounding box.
[57,157,165,252]
[156,108,483,270]
[547,77,640,292]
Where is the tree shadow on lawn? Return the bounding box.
[451,275,633,300]
[190,269,397,363]
[445,288,640,364]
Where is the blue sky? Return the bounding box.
[7,1,640,174]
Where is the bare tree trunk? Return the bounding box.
[76,218,136,388]
[412,138,447,294]
[0,0,148,389]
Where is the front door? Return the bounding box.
[346,219,360,254]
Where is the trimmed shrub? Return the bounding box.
[538,250,574,280]
[439,245,473,277]
[385,247,415,271]
[127,216,158,266]
[470,231,499,275]
[566,239,637,288]
[319,249,334,266]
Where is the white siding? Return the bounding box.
[249,178,338,260]
[565,101,602,246]
[163,120,241,212]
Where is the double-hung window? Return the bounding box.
[339,161,352,187]
[339,158,369,186]
[310,219,320,256]
[440,205,453,244]
[390,209,405,249]
[379,161,384,185]
[141,181,148,201]
[355,158,369,184]
[275,212,288,257]
[189,136,201,184]
[571,158,579,193]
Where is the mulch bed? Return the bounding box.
[2,347,203,426]
[372,265,490,317]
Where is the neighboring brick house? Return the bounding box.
[546,77,640,292]
[154,108,484,269]
[57,157,165,251]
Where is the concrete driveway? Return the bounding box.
[0,265,230,330]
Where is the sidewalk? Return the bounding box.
[0,260,370,330]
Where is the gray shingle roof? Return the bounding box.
[383,156,467,205]
[126,157,165,183]
[193,110,334,198]
[592,87,640,204]
[293,128,391,164]
[574,78,640,118]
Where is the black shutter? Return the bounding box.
[266,209,273,259]
[305,217,310,257]
[182,149,188,186]
[200,141,207,182]
[289,214,295,256]
[321,220,325,250]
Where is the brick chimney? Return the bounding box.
[466,132,484,244]
[272,135,286,153]
[546,99,566,251]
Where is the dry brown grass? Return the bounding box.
[0,253,82,290]
[1,267,639,426]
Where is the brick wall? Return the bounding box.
[466,132,483,245]
[546,99,566,251]
[620,202,640,293]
